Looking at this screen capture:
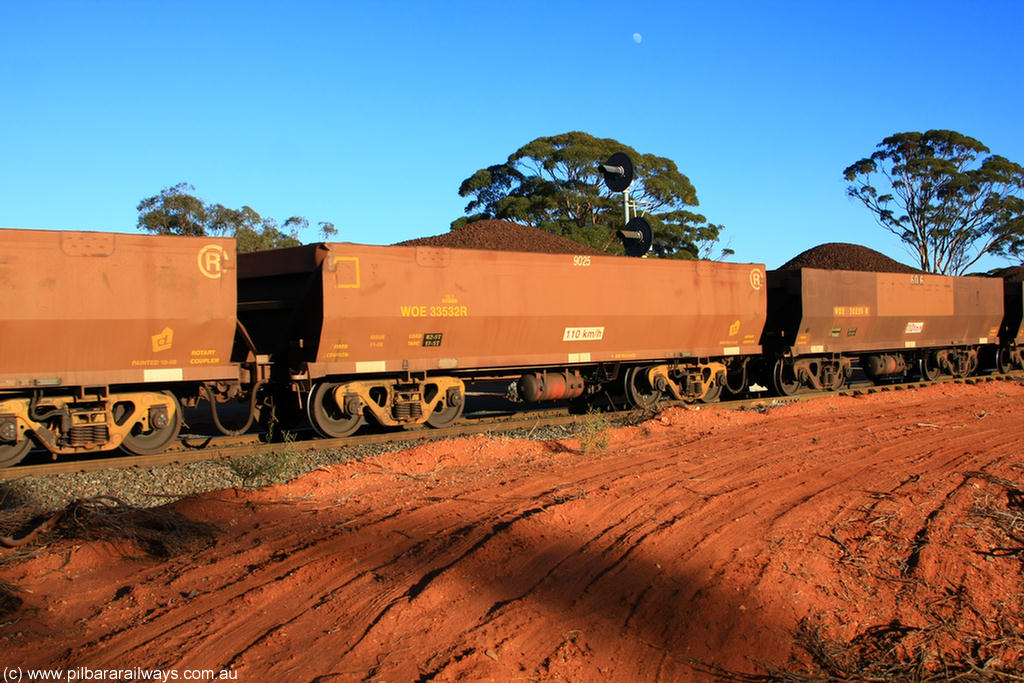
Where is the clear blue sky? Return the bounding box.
[2,0,1022,270]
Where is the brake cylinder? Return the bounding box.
[517,371,585,402]
[863,354,905,378]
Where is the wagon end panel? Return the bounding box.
[237,243,330,365]
[1002,281,1024,345]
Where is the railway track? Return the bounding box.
[2,371,1020,481]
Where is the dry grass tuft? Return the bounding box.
[54,495,220,559]
[696,471,1024,682]
[696,614,1024,682]
[0,579,23,617]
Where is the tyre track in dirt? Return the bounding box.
[1,382,1022,681]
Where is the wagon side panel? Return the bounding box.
[0,229,238,388]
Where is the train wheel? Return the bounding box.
[920,353,941,381]
[826,365,848,391]
[120,392,183,456]
[425,386,464,429]
[772,359,800,396]
[624,367,661,409]
[0,436,33,468]
[308,383,364,438]
[700,383,723,403]
[996,348,1013,374]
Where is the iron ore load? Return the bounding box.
[2,154,1023,466]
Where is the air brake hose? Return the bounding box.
[203,380,265,437]
[723,360,748,394]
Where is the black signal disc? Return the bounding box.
[619,216,652,257]
[601,152,634,192]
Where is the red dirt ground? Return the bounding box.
[2,381,1023,681]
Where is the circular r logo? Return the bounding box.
[749,268,764,290]
[198,245,228,279]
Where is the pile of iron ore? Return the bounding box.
[778,243,921,273]
[396,220,604,255]
[988,265,1024,282]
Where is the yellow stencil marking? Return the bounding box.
[152,327,173,352]
[334,257,360,288]
[198,245,227,279]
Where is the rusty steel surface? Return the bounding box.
[0,229,238,388]
[239,244,768,378]
[766,268,1004,355]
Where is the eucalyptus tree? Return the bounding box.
[454,131,727,259]
[844,130,1024,274]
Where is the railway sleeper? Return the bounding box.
[0,390,182,465]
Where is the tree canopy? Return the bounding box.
[843,130,1024,274]
[136,183,338,252]
[453,132,727,259]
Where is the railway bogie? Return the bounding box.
[305,375,466,437]
[0,389,183,461]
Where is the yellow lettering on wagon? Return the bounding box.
[833,305,871,317]
[400,304,470,317]
[401,305,428,317]
[190,349,221,365]
[325,342,351,359]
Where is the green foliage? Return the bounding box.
[226,450,303,488]
[454,131,725,259]
[844,130,1024,274]
[136,182,209,236]
[318,221,338,239]
[136,184,335,252]
[575,409,612,454]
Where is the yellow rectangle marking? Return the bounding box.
[355,361,386,373]
[143,368,183,382]
[333,256,360,288]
